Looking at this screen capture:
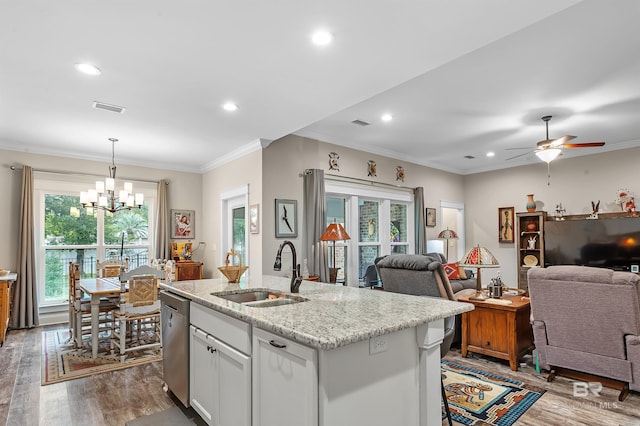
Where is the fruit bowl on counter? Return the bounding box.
[218,249,248,283]
[0,269,9,277]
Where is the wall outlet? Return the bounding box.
[369,336,388,355]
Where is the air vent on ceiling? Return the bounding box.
[351,119,371,126]
[93,101,126,114]
[464,155,476,159]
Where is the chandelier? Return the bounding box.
[80,138,144,213]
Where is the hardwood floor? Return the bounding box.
[1,325,639,425]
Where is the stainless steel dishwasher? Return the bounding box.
[160,290,190,407]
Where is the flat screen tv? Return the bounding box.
[544,217,640,271]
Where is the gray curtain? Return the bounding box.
[303,169,330,282]
[414,186,427,254]
[11,165,39,328]
[154,179,170,259]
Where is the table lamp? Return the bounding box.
[458,245,500,301]
[320,221,351,283]
[437,228,459,261]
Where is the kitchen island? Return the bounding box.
[160,275,473,426]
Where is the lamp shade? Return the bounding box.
[437,228,459,240]
[458,245,500,268]
[535,148,561,164]
[321,222,351,241]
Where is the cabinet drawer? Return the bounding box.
[191,303,251,355]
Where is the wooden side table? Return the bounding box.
[1,273,17,347]
[459,294,534,371]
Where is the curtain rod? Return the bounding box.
[8,165,163,184]
[323,172,415,192]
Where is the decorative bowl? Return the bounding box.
[0,269,9,277]
[523,255,538,267]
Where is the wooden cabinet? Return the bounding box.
[1,274,16,346]
[459,294,534,371]
[252,328,318,426]
[516,211,546,294]
[190,304,251,426]
[175,261,203,281]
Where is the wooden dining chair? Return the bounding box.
[96,258,129,278]
[110,274,162,362]
[68,262,117,350]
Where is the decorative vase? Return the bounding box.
[526,194,536,212]
[526,221,537,232]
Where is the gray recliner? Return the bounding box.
[376,254,457,351]
[376,254,456,425]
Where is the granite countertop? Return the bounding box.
[160,275,473,350]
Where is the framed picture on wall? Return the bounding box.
[498,206,515,243]
[171,209,195,239]
[275,199,297,238]
[250,204,259,234]
[426,208,436,227]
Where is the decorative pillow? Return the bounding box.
[442,262,469,280]
[443,263,461,280]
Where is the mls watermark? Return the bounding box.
[571,381,620,410]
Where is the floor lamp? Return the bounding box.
[458,245,500,301]
[437,228,459,261]
[320,221,351,283]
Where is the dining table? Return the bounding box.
[78,277,122,358]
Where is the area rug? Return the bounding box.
[442,360,545,426]
[42,330,162,385]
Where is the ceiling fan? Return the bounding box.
[507,115,605,163]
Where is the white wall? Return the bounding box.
[201,149,263,279]
[0,149,202,275]
[463,146,640,287]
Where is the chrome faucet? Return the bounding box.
[273,240,302,293]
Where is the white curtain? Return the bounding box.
[11,165,39,328]
[154,179,170,259]
[303,169,330,282]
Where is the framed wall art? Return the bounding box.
[250,204,259,234]
[426,208,436,227]
[171,209,195,239]
[275,199,297,238]
[498,206,515,243]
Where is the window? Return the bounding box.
[221,185,249,269]
[326,180,414,287]
[35,173,156,306]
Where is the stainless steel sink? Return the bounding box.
[213,289,307,307]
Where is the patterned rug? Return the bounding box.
[41,330,162,385]
[442,360,545,426]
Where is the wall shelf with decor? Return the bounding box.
[516,211,547,294]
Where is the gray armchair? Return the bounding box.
[376,254,456,425]
[528,265,640,401]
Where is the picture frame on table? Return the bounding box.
[250,204,259,234]
[426,208,436,227]
[171,209,195,239]
[275,199,297,238]
[498,206,515,243]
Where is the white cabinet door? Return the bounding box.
[190,325,215,425]
[214,336,251,426]
[252,328,318,426]
[190,325,251,426]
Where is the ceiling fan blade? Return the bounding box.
[562,142,605,148]
[504,147,531,151]
[549,135,577,147]
[505,151,532,161]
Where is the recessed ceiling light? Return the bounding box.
[486,152,495,157]
[222,102,238,112]
[312,31,334,46]
[381,113,393,122]
[74,63,101,76]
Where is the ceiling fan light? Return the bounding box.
[535,148,561,163]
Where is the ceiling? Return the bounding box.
[2,1,639,175]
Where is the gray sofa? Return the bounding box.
[528,265,640,400]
